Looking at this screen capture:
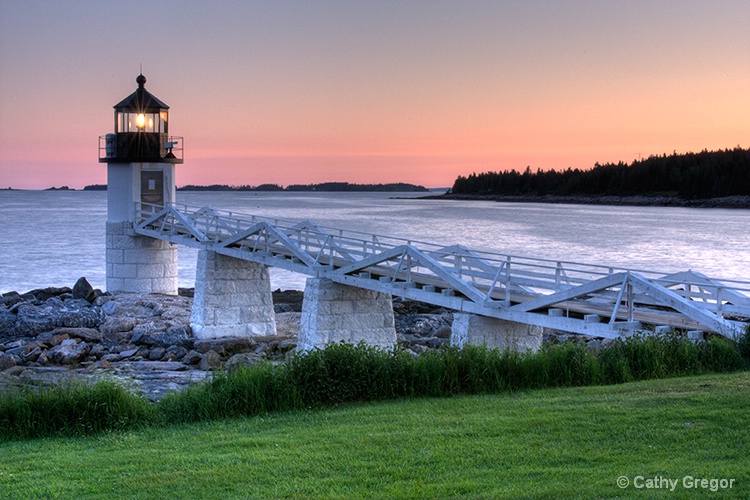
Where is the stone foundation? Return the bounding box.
[190,250,276,339]
[297,278,396,352]
[450,313,542,353]
[106,221,178,294]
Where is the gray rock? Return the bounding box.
[434,325,452,339]
[182,350,202,365]
[426,337,449,349]
[277,338,297,353]
[28,287,71,302]
[88,344,105,358]
[72,277,96,302]
[52,327,102,343]
[225,352,265,372]
[35,331,69,348]
[23,347,43,363]
[154,326,193,349]
[274,303,294,314]
[0,352,17,371]
[49,339,90,365]
[3,365,25,376]
[99,317,137,334]
[101,300,117,315]
[5,344,28,358]
[148,347,166,361]
[199,350,222,371]
[0,309,17,337]
[395,314,451,337]
[0,293,23,308]
[119,348,139,359]
[164,345,188,361]
[128,361,188,372]
[13,298,105,337]
[410,344,428,355]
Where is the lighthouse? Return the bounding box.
[99,74,183,294]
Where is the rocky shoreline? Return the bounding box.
[0,278,466,401]
[416,193,750,209]
[0,278,603,401]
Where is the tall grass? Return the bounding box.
[0,380,153,441]
[2,327,748,441]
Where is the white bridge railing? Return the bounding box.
[134,202,750,339]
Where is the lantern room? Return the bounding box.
[99,74,183,163]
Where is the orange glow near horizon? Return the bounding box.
[1,1,748,190]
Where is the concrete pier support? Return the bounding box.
[450,313,542,353]
[106,221,178,294]
[190,250,277,339]
[297,278,396,352]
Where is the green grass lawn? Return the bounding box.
[1,372,748,499]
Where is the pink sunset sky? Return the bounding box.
[0,0,748,190]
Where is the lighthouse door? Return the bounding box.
[140,170,164,212]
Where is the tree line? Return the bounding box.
[451,147,750,199]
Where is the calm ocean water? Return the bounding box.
[2,190,749,294]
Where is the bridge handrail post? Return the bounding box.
[485,261,506,301]
[504,257,512,305]
[627,280,634,323]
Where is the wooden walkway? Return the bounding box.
[134,203,750,340]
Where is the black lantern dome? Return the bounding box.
[99,74,183,163]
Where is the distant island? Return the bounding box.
[178,182,429,192]
[83,182,428,192]
[432,147,750,208]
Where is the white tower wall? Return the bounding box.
[105,162,178,295]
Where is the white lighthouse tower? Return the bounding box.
[99,74,183,294]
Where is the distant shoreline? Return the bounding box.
[416,193,750,209]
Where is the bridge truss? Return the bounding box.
[134,203,750,340]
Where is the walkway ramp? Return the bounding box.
[135,203,750,340]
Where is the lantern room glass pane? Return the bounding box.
[116,111,163,132]
[159,111,168,133]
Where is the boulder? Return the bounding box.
[182,350,202,366]
[0,352,17,371]
[13,297,104,337]
[199,350,222,371]
[0,310,18,340]
[163,325,193,345]
[49,339,90,365]
[0,293,23,308]
[277,338,297,353]
[164,345,188,361]
[225,352,265,372]
[148,347,166,361]
[35,331,69,348]
[395,314,452,337]
[434,325,452,339]
[119,348,139,359]
[27,286,71,302]
[72,277,96,302]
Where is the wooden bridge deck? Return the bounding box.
[133,203,750,339]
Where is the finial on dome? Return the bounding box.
[136,73,146,88]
